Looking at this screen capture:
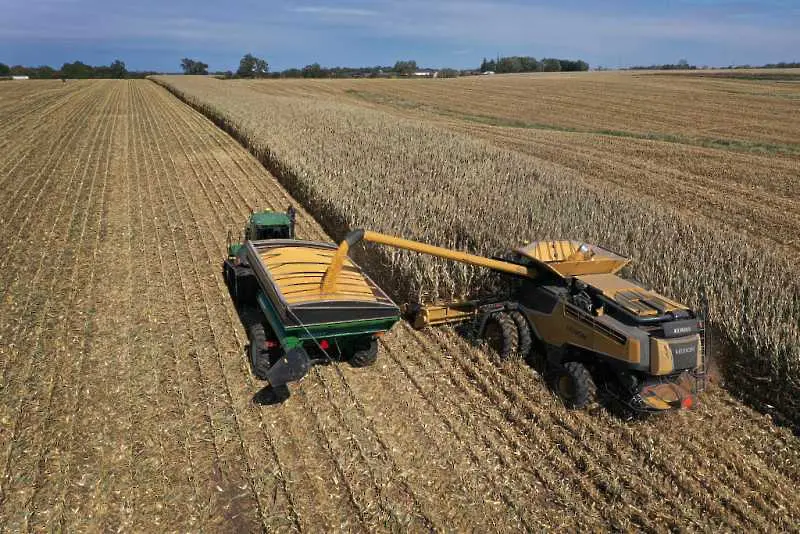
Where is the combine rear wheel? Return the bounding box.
[248,323,271,380]
[483,312,519,360]
[551,361,596,409]
[350,339,378,367]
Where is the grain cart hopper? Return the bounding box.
[323,230,705,414]
[224,211,401,390]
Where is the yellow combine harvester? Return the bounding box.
[323,230,706,414]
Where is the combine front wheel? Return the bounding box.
[509,311,532,359]
[483,312,519,360]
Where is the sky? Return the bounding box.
[0,0,798,72]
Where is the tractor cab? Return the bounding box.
[228,207,296,258]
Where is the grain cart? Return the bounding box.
[224,211,401,389]
[322,230,706,414]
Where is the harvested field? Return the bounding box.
[1,78,799,532]
[154,74,800,422]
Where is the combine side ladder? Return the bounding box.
[696,313,710,394]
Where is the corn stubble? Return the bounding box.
[155,76,799,416]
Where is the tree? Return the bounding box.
[302,63,325,78]
[237,53,268,77]
[109,59,127,78]
[61,61,94,78]
[542,58,562,72]
[393,60,418,76]
[0,63,9,76]
[180,58,208,75]
[281,68,303,78]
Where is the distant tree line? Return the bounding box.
[479,56,589,73]
[628,59,697,70]
[726,61,800,69]
[0,60,156,79]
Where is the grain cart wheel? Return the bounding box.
[509,310,532,360]
[248,323,271,380]
[350,339,378,368]
[223,263,236,302]
[482,312,519,360]
[551,361,596,409]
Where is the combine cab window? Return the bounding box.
[255,226,291,240]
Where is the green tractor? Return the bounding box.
[226,206,296,260]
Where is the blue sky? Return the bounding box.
[0,0,797,71]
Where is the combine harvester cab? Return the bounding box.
[224,211,400,393]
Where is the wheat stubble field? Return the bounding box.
[0,78,799,532]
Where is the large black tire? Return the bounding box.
[248,323,271,380]
[550,361,596,409]
[223,262,237,303]
[482,312,519,360]
[509,310,532,360]
[350,339,378,368]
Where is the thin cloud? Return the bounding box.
[290,6,377,17]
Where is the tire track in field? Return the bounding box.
[318,352,532,530]
[0,83,120,530]
[0,84,119,525]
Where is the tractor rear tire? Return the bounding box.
[509,310,532,360]
[551,361,596,409]
[483,312,519,360]
[249,323,271,380]
[350,339,378,368]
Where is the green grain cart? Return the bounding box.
[224,209,400,391]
